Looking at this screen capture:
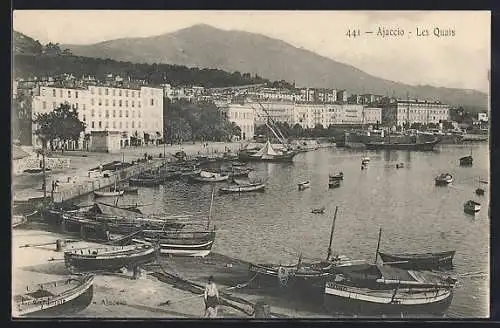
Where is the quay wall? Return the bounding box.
[51,159,165,203]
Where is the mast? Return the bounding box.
[207,186,215,230]
[326,206,339,261]
[41,149,47,199]
[374,227,382,264]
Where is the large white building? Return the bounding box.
[31,85,164,149]
[382,100,450,127]
[219,103,255,141]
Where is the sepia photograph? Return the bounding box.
[11,10,490,319]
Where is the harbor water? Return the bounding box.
[92,143,490,318]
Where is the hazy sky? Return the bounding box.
[13,10,490,92]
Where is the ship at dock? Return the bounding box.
[363,132,440,151]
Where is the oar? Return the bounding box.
[19,239,80,248]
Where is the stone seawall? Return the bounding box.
[13,155,71,175]
[52,159,164,203]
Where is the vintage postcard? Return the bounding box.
[11,10,490,319]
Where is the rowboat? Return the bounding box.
[298,181,311,191]
[13,274,94,317]
[64,243,159,273]
[434,173,453,186]
[475,188,485,196]
[459,155,473,166]
[134,229,216,257]
[324,263,457,316]
[94,189,124,198]
[378,251,455,271]
[311,207,325,214]
[219,182,266,194]
[329,172,344,181]
[190,171,229,183]
[464,200,481,214]
[396,163,405,169]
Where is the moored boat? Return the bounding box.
[123,186,138,194]
[329,172,344,181]
[190,171,229,183]
[434,173,453,186]
[378,251,455,271]
[134,229,216,257]
[13,274,94,317]
[298,181,311,191]
[64,243,159,273]
[219,182,266,194]
[464,200,481,214]
[238,140,297,163]
[94,189,124,198]
[329,180,341,189]
[364,137,440,151]
[475,188,485,196]
[396,163,405,169]
[459,155,473,166]
[312,207,325,214]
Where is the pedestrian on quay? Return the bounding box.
[204,275,220,318]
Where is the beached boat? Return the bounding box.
[123,186,138,194]
[329,172,344,181]
[378,251,455,271]
[12,274,94,317]
[329,180,341,189]
[190,170,229,183]
[475,188,485,196]
[464,200,481,214]
[94,189,124,198]
[64,243,159,273]
[12,214,28,228]
[219,182,266,194]
[324,263,456,316]
[298,181,311,191]
[434,173,453,186]
[134,230,216,257]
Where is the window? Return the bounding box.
[126,111,129,117]
[53,102,56,109]
[42,101,46,110]
[132,111,135,118]
[98,99,102,106]
[68,90,71,98]
[132,121,135,128]
[119,90,122,96]
[126,122,129,128]
[83,104,86,110]
[119,122,122,128]
[52,89,56,97]
[60,90,63,97]
[126,90,129,97]
[138,102,141,108]
[75,103,79,109]
[125,100,128,107]
[98,109,102,117]
[98,88,102,95]
[91,88,95,95]
[91,121,95,128]
[119,110,122,117]
[113,110,116,117]
[150,99,154,106]
[119,100,122,107]
[99,121,102,128]
[105,122,109,128]
[113,89,116,96]
[113,121,116,128]
[138,92,141,97]
[83,115,86,122]
[113,100,116,106]
[105,110,109,118]
[132,91,135,97]
[91,98,94,105]
[105,99,109,106]
[138,121,141,128]
[105,89,109,96]
[138,111,141,118]
[75,91,79,99]
[91,109,95,117]
[132,100,135,107]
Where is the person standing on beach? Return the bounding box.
[204,275,220,318]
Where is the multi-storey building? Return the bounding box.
[30,84,164,149]
[219,103,255,140]
[325,104,365,125]
[253,101,295,126]
[336,90,349,103]
[381,100,450,127]
[363,107,383,125]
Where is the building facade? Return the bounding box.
[382,100,450,127]
[219,103,255,141]
[30,85,164,149]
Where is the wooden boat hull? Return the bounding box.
[323,282,453,316]
[134,230,216,257]
[13,275,94,317]
[219,184,266,194]
[378,251,455,270]
[64,245,158,273]
[435,179,452,186]
[94,190,124,198]
[238,152,297,163]
[298,182,310,190]
[190,175,229,183]
[329,181,341,188]
[364,139,440,151]
[123,186,139,194]
[459,156,473,166]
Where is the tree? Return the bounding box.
[33,103,86,150]
[291,123,304,138]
